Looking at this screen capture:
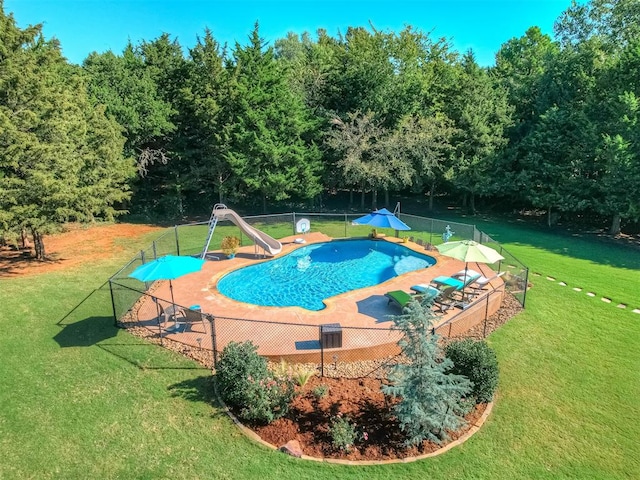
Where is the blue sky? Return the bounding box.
[5,0,575,66]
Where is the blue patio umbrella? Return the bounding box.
[353,208,411,231]
[129,254,205,307]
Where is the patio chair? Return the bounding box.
[152,298,186,332]
[183,305,207,333]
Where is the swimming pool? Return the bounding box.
[217,239,436,311]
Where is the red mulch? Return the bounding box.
[245,375,487,461]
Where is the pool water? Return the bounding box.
[217,239,436,311]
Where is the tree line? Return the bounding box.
[1,0,639,258]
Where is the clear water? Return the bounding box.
[217,239,436,311]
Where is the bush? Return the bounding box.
[329,415,358,452]
[445,339,499,403]
[312,384,329,400]
[216,341,295,424]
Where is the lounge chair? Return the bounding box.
[386,289,436,310]
[410,284,442,302]
[432,286,459,313]
[385,290,415,311]
[452,269,505,290]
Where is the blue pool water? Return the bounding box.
[217,239,436,311]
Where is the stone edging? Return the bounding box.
[213,380,494,465]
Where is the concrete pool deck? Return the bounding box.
[133,232,505,361]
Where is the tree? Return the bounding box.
[83,44,175,174]
[225,23,323,211]
[391,113,456,210]
[180,29,233,204]
[0,5,135,258]
[382,299,472,446]
[518,106,595,226]
[445,52,513,213]
[325,111,413,209]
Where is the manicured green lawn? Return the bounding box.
[1,219,638,479]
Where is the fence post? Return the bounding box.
[174,225,180,256]
[429,219,434,245]
[320,325,324,377]
[483,293,490,337]
[152,241,157,259]
[522,269,529,308]
[210,315,218,370]
[292,212,296,236]
[344,213,348,238]
[109,279,118,327]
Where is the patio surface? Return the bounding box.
[134,233,505,361]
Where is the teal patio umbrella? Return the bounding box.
[129,254,205,307]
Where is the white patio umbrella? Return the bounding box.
[436,240,504,304]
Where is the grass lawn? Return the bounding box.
[1,218,639,479]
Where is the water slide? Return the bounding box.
[215,208,282,256]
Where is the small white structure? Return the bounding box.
[296,218,310,234]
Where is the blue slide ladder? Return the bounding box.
[200,203,227,259]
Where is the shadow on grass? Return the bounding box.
[54,316,117,347]
[167,376,229,421]
[168,375,218,404]
[55,314,208,370]
[97,343,208,371]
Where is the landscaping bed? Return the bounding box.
[247,375,489,461]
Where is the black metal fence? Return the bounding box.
[109,211,528,375]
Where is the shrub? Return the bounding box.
[271,361,315,387]
[329,414,358,452]
[271,359,292,379]
[216,341,295,424]
[445,339,499,403]
[312,384,328,399]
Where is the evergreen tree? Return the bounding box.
[382,300,472,446]
[0,4,135,258]
[181,29,234,204]
[444,52,513,213]
[226,23,322,211]
[83,44,175,174]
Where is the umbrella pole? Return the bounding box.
[168,280,179,329]
[169,279,176,307]
[461,263,469,308]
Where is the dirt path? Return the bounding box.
[0,223,163,278]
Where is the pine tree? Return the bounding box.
[225,23,322,211]
[382,299,472,446]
